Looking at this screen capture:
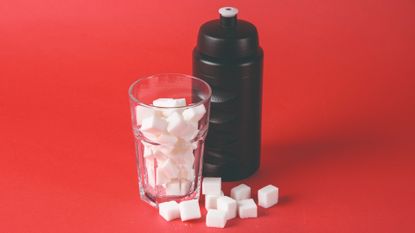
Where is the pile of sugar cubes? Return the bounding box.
[158,177,279,228]
[135,98,206,195]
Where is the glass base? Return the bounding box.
[138,180,201,208]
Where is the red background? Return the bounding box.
[1,0,415,232]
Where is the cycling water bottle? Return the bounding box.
[193,7,263,181]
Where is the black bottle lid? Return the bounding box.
[196,7,260,59]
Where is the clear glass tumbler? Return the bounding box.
[128,73,212,207]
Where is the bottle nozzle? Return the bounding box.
[219,7,238,27]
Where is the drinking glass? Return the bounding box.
[128,73,212,207]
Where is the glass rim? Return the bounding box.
[128,73,212,109]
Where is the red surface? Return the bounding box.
[1,0,415,232]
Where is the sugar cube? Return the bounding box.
[156,167,170,185]
[165,180,181,196]
[217,196,237,220]
[179,199,201,221]
[238,199,257,218]
[156,133,178,145]
[179,122,199,141]
[159,201,180,221]
[258,185,279,208]
[153,98,187,117]
[202,177,221,195]
[182,104,206,122]
[158,159,179,179]
[179,167,195,181]
[206,209,227,228]
[166,112,188,136]
[153,98,183,107]
[180,180,191,195]
[230,184,251,200]
[140,115,167,136]
[205,191,224,209]
[135,105,156,125]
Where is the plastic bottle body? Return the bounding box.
[193,48,263,181]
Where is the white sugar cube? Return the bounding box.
[146,165,155,187]
[180,180,191,195]
[135,105,156,125]
[142,131,159,142]
[175,98,186,106]
[156,167,170,185]
[230,184,251,200]
[166,112,188,136]
[258,185,279,208]
[182,104,206,122]
[179,167,195,181]
[145,158,155,187]
[217,196,237,220]
[156,144,175,154]
[159,159,179,179]
[159,201,180,221]
[202,177,221,195]
[192,142,198,149]
[153,98,187,108]
[205,191,224,209]
[179,199,201,221]
[165,180,181,196]
[180,122,199,141]
[180,150,195,167]
[238,199,257,218]
[153,98,187,117]
[156,133,178,145]
[143,143,153,158]
[140,115,167,135]
[206,209,227,228]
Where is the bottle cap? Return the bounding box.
[196,7,260,59]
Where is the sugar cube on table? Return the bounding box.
[206,209,227,228]
[230,183,251,201]
[179,199,201,221]
[217,196,237,220]
[238,199,257,218]
[202,177,221,195]
[205,191,224,210]
[165,180,181,196]
[182,104,206,122]
[159,201,180,221]
[258,185,279,208]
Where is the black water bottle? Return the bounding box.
[193,7,263,181]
